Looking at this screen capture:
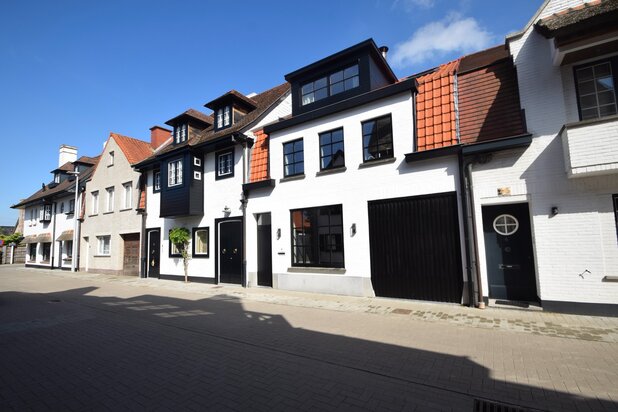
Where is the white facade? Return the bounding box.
[22,193,79,269]
[471,0,618,306]
[144,94,292,280]
[246,91,465,297]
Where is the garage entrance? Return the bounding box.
[368,192,463,303]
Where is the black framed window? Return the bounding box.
[28,243,36,261]
[69,199,75,214]
[613,194,618,239]
[168,159,183,187]
[153,170,161,192]
[192,227,209,258]
[362,114,393,162]
[168,230,182,257]
[174,123,187,144]
[291,204,344,268]
[42,242,51,262]
[319,128,345,170]
[301,63,359,106]
[575,59,618,121]
[216,106,231,130]
[216,150,234,179]
[283,138,304,177]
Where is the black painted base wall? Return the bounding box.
[159,274,216,284]
[542,300,618,317]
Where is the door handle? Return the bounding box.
[499,264,520,270]
[222,248,226,255]
[151,259,155,267]
[233,248,238,254]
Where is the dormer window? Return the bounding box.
[216,106,232,129]
[174,124,188,144]
[301,63,359,106]
[54,173,60,184]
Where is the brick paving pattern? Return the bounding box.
[1,265,617,411]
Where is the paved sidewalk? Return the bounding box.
[13,265,618,343]
[1,265,617,411]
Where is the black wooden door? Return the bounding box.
[219,220,242,284]
[368,192,463,303]
[482,203,538,301]
[257,224,273,287]
[148,230,160,278]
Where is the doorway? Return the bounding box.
[217,218,243,284]
[257,213,272,287]
[146,229,160,278]
[482,203,538,302]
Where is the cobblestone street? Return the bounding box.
[1,265,617,411]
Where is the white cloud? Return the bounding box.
[390,13,495,69]
[392,0,436,11]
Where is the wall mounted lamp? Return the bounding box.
[350,223,356,237]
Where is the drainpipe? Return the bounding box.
[458,151,475,307]
[232,132,254,288]
[465,161,485,308]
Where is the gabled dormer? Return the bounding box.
[165,109,213,145]
[204,90,258,131]
[285,38,398,116]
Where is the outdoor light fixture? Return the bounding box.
[222,205,231,214]
[276,228,281,239]
[350,223,356,237]
[551,206,558,216]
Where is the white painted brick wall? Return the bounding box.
[472,0,618,305]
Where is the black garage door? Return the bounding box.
[368,192,463,303]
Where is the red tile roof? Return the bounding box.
[249,130,269,182]
[415,60,460,151]
[110,133,153,165]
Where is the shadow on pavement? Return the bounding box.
[0,286,614,411]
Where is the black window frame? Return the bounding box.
[301,63,360,107]
[613,194,618,240]
[168,229,182,258]
[362,114,394,163]
[167,158,184,188]
[28,243,36,261]
[192,227,209,258]
[215,105,232,131]
[153,169,161,193]
[283,138,305,178]
[41,242,51,262]
[573,57,618,121]
[216,149,234,180]
[68,199,75,214]
[290,204,344,268]
[174,123,188,144]
[319,127,345,171]
[41,204,52,222]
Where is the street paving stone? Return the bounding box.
[0,265,617,411]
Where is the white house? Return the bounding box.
[467,0,618,314]
[12,145,98,270]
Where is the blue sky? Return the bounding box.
[0,0,542,226]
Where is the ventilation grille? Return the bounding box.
[473,399,534,412]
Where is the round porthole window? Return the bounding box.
[493,214,519,236]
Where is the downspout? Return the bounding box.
[75,190,83,271]
[466,161,485,308]
[50,202,57,269]
[458,152,475,307]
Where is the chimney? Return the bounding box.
[379,46,389,60]
[150,126,172,150]
[58,144,78,167]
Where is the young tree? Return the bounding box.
[169,227,191,283]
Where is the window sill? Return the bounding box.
[94,255,110,257]
[358,157,396,169]
[119,208,132,212]
[193,254,209,259]
[316,166,346,177]
[103,211,114,215]
[287,267,346,274]
[279,174,305,183]
[215,174,234,181]
[88,214,98,217]
[65,212,75,216]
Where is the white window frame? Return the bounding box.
[91,191,99,215]
[97,235,111,256]
[223,106,231,126]
[154,170,161,192]
[109,151,114,166]
[193,227,209,257]
[217,151,233,178]
[106,186,114,212]
[122,182,132,209]
[168,159,183,187]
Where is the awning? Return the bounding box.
[22,235,37,244]
[56,230,74,242]
[35,233,52,243]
